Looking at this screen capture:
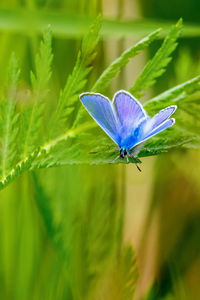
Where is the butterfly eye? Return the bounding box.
[119,149,123,158]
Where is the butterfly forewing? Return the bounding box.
[80,93,120,145]
[112,90,149,149]
[114,91,147,137]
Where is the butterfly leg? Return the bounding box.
[128,152,142,172]
[135,163,142,172]
[111,155,120,164]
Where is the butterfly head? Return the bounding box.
[119,148,128,159]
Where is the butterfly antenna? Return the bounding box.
[135,163,142,172]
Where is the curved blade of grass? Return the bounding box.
[21,27,53,158]
[49,15,101,138]
[0,53,20,178]
[92,29,160,93]
[144,75,200,113]
[130,19,183,98]
[0,9,199,39]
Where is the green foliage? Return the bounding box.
[0,53,20,178]
[141,75,200,155]
[0,7,199,300]
[32,165,122,299]
[0,9,200,39]
[0,149,39,191]
[31,26,53,91]
[130,19,183,98]
[120,245,138,300]
[21,26,53,158]
[50,16,101,138]
[92,29,160,93]
[161,295,176,300]
[32,171,61,249]
[0,18,200,191]
[146,75,200,107]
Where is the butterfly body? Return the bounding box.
[119,148,128,159]
[80,90,177,167]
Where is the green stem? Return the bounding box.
[0,9,200,39]
[0,121,95,190]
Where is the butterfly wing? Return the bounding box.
[80,91,177,152]
[140,118,175,142]
[129,105,177,150]
[143,105,177,133]
[113,90,148,147]
[80,93,120,145]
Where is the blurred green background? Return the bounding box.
[0,1,200,300]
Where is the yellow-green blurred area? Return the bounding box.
[0,1,200,300]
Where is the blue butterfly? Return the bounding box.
[80,90,177,170]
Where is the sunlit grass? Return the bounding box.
[0,1,199,299]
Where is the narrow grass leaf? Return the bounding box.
[130,19,183,98]
[0,53,20,177]
[92,29,160,93]
[120,245,138,300]
[145,75,200,113]
[21,27,53,158]
[50,16,102,138]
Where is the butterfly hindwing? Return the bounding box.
[129,106,177,150]
[141,118,175,142]
[142,105,177,134]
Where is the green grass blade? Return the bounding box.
[50,15,101,138]
[92,29,160,93]
[144,75,200,113]
[0,9,200,39]
[130,19,183,98]
[120,245,138,300]
[0,149,39,190]
[0,53,20,177]
[21,27,53,158]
